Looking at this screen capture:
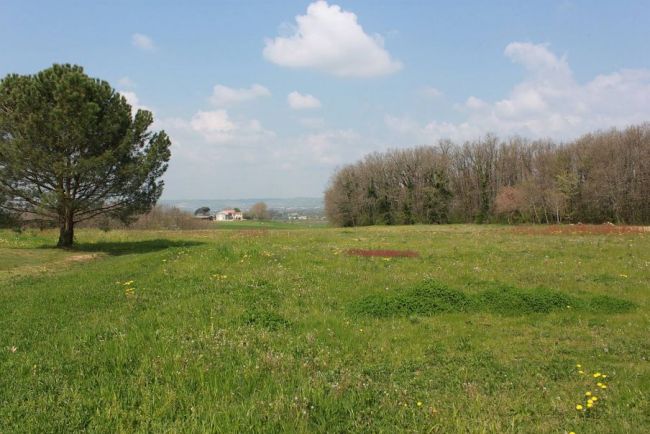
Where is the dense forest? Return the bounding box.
[325,123,650,226]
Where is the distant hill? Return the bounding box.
[160,197,324,213]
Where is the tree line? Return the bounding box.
[325,123,650,226]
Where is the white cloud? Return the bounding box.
[263,0,402,77]
[302,130,359,164]
[132,33,155,51]
[119,91,152,113]
[272,129,363,167]
[421,86,443,98]
[465,96,487,110]
[386,42,650,142]
[209,84,271,106]
[118,76,136,88]
[288,91,322,110]
[188,110,274,144]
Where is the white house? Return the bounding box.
[215,209,243,221]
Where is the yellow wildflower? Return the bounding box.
[578,370,584,374]
[585,391,592,397]
[576,364,582,368]
[587,402,593,408]
[576,404,583,411]
[593,372,601,378]
[417,401,423,407]
[592,396,598,402]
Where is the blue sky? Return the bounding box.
[2,0,649,199]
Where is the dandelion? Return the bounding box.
[417,401,423,407]
[593,372,601,378]
[592,396,598,402]
[569,431,576,434]
[576,364,582,368]
[600,384,607,389]
[578,370,584,374]
[122,280,134,286]
[602,374,607,378]
[587,402,593,408]
[585,391,592,397]
[576,404,583,411]
[596,382,603,387]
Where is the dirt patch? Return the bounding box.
[347,249,419,258]
[512,224,649,236]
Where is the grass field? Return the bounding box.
[1,224,648,433]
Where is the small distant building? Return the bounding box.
[215,209,243,221]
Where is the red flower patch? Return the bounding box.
[347,249,419,258]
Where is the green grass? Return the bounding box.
[212,220,327,230]
[1,225,648,433]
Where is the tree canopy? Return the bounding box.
[0,64,171,246]
[325,124,650,226]
[248,202,269,220]
[194,206,211,216]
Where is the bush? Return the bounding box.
[350,280,636,318]
[78,205,213,230]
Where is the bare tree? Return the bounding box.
[248,202,270,220]
[324,123,650,226]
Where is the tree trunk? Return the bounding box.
[57,211,74,248]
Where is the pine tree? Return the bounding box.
[0,64,171,246]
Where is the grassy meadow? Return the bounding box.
[0,224,648,433]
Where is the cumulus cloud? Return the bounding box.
[464,96,487,110]
[118,76,136,88]
[288,91,322,109]
[209,84,271,106]
[188,110,274,144]
[263,0,402,77]
[119,91,151,113]
[387,42,650,142]
[421,86,443,98]
[132,33,155,51]
[272,129,363,168]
